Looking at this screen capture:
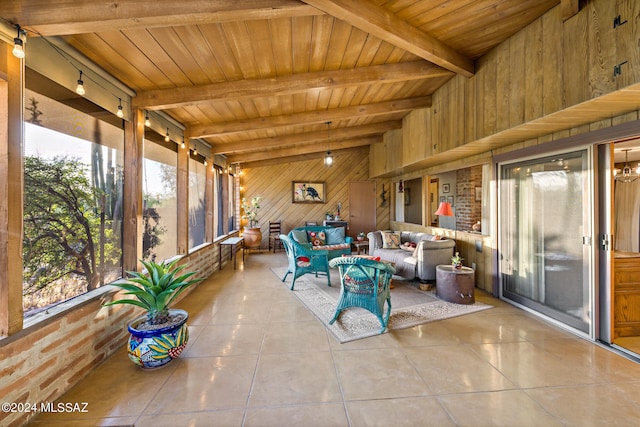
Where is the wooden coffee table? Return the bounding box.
[353,240,369,255]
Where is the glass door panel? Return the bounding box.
[500,150,591,333]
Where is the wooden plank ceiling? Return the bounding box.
[2,0,560,168]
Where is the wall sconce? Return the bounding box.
[398,180,404,193]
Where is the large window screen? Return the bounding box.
[23,89,124,317]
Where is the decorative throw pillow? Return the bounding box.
[324,226,345,245]
[307,230,326,246]
[381,231,400,249]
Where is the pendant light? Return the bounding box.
[12,25,25,59]
[614,149,640,183]
[324,121,333,167]
[76,70,85,95]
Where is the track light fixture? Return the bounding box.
[165,128,170,142]
[12,25,25,59]
[144,112,151,127]
[116,98,124,118]
[75,70,85,95]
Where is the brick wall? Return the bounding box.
[0,241,224,427]
[455,166,483,231]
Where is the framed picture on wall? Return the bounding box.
[447,196,454,205]
[442,183,450,193]
[292,181,326,203]
[439,196,445,203]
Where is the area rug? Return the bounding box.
[272,267,492,343]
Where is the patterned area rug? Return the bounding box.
[272,267,492,343]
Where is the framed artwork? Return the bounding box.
[447,196,454,205]
[442,183,450,193]
[475,186,482,201]
[439,196,445,203]
[292,181,326,203]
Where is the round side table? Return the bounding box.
[435,265,475,304]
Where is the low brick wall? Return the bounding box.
[0,240,225,427]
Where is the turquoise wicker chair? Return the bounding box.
[328,256,396,334]
[280,234,331,290]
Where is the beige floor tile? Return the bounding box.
[249,352,342,406]
[136,409,244,427]
[27,416,139,426]
[404,345,515,394]
[244,403,348,427]
[261,320,330,354]
[328,329,400,350]
[386,321,463,347]
[439,390,564,426]
[347,397,456,427]
[332,348,431,400]
[267,297,318,323]
[526,384,640,425]
[440,314,526,344]
[472,341,600,388]
[184,323,266,357]
[143,355,258,414]
[34,348,176,421]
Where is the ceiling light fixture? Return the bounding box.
[12,25,25,59]
[116,98,124,118]
[181,139,185,149]
[165,128,170,142]
[615,149,640,183]
[324,121,333,167]
[144,112,151,127]
[75,70,85,95]
[193,144,197,156]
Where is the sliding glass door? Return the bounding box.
[499,149,591,333]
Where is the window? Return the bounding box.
[23,88,124,317]
[143,139,178,262]
[188,156,206,249]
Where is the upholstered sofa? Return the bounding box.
[289,225,352,260]
[367,230,455,281]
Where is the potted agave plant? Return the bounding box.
[104,258,204,369]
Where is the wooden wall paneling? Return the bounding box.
[474,55,486,141]
[616,0,640,89]
[542,5,564,116]
[384,129,403,171]
[464,73,476,143]
[589,0,618,98]
[508,28,525,128]
[402,108,429,166]
[241,149,372,247]
[495,40,511,132]
[563,4,589,107]
[431,91,441,154]
[482,49,498,138]
[525,18,544,123]
[453,77,466,148]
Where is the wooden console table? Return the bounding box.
[220,237,244,270]
[435,265,475,304]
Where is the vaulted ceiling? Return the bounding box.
[2,0,563,168]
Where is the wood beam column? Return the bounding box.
[177,141,189,254]
[0,43,24,336]
[123,109,144,272]
[205,151,214,243]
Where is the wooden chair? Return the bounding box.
[328,256,396,334]
[268,220,283,252]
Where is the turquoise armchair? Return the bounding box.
[280,234,331,290]
[328,256,396,334]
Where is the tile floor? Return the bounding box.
[29,252,640,426]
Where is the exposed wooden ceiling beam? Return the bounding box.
[187,96,431,139]
[211,121,402,154]
[134,61,451,110]
[227,136,378,163]
[561,0,580,21]
[2,0,322,36]
[301,0,474,77]
[240,146,369,169]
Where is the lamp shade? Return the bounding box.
[434,201,453,216]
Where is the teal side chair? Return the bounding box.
[328,256,396,334]
[280,234,331,290]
